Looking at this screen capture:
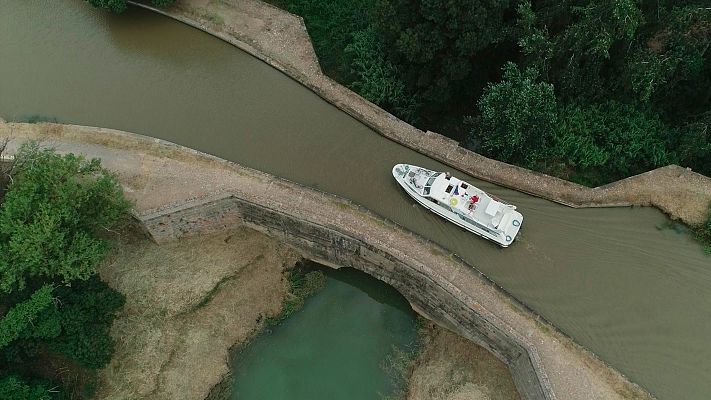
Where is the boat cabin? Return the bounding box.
[420,173,511,231]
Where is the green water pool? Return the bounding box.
[230,265,418,399]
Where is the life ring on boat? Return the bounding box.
[506,235,512,242]
[449,198,458,206]
[512,220,520,227]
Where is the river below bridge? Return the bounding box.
[231,265,418,400]
[1,1,710,398]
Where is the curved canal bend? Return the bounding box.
[1,1,709,398]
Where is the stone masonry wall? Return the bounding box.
[1,121,654,400]
[140,194,551,400]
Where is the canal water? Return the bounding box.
[231,265,417,399]
[2,1,710,398]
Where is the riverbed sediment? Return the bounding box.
[0,121,654,400]
[127,0,711,226]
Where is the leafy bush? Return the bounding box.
[0,286,56,350]
[556,101,670,185]
[467,62,558,169]
[345,27,420,123]
[0,143,131,294]
[46,277,126,370]
[0,375,55,400]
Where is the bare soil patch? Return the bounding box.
[96,227,300,400]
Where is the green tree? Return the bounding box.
[345,27,420,123]
[0,285,56,350]
[556,101,670,184]
[467,62,558,168]
[0,144,129,397]
[552,0,643,99]
[674,113,711,176]
[372,0,515,113]
[629,6,710,102]
[0,143,131,294]
[285,0,372,80]
[45,277,125,370]
[0,376,54,400]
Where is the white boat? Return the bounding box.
[392,164,523,247]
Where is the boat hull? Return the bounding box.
[392,164,522,247]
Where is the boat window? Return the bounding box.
[426,176,437,186]
[445,185,453,193]
[423,186,431,195]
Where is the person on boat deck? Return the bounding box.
[445,171,452,179]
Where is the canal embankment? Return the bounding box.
[127,0,711,226]
[0,121,654,400]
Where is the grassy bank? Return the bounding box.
[97,227,300,400]
[265,262,326,326]
[403,321,520,400]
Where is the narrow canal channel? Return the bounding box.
[1,1,710,398]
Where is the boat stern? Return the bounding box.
[500,210,524,246]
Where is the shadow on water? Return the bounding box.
[306,262,415,314]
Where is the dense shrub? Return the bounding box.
[45,277,125,370]
[0,286,56,350]
[0,143,131,294]
[468,63,558,169]
[0,375,56,400]
[0,144,130,397]
[345,27,420,123]
[556,101,670,185]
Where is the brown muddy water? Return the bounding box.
[1,1,710,398]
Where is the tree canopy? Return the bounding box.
[0,143,129,399]
[468,63,558,169]
[0,144,130,294]
[272,0,710,185]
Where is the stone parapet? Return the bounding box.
[141,193,553,400]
